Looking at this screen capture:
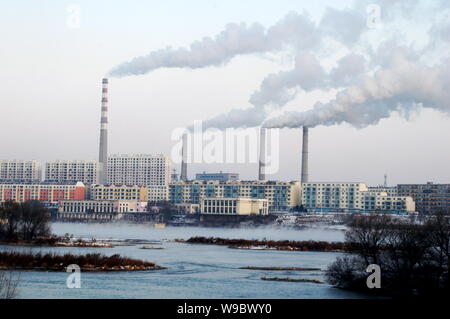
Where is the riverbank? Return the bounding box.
[261,277,324,284]
[185,237,347,252]
[240,266,322,271]
[0,251,165,271]
[0,235,114,248]
[1,222,367,298]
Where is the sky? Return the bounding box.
[0,0,449,185]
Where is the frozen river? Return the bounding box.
[1,222,368,299]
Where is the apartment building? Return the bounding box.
[0,160,42,182]
[0,181,86,205]
[195,172,239,182]
[397,183,450,214]
[169,180,300,211]
[107,154,171,186]
[148,185,169,202]
[301,182,368,211]
[301,182,415,214]
[360,191,415,213]
[367,186,398,196]
[45,160,100,185]
[90,184,148,202]
[59,200,148,214]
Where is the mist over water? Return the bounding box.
[50,222,346,242]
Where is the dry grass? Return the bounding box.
[186,237,346,252]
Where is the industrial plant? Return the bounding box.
[0,77,449,222]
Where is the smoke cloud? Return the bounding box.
[109,11,319,77]
[263,55,450,128]
[111,0,450,131]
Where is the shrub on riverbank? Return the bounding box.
[0,251,165,271]
[325,213,450,297]
[0,201,50,242]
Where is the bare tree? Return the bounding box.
[425,213,450,290]
[326,213,450,296]
[0,271,19,299]
[0,200,50,242]
[345,214,393,265]
[0,201,21,241]
[19,200,51,241]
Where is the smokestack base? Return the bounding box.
[258,128,266,181]
[180,133,188,181]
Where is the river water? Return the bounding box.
[1,222,368,299]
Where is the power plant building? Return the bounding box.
[107,154,171,187]
[45,160,100,185]
[0,160,42,182]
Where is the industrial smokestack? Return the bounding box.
[180,132,188,181]
[98,78,109,184]
[301,126,309,183]
[258,128,266,181]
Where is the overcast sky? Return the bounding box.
[0,0,449,185]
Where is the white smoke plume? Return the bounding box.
[263,54,450,128]
[109,11,319,77]
[109,8,370,130]
[111,0,450,130]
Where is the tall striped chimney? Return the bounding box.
[258,128,266,181]
[180,132,188,181]
[301,126,309,183]
[98,78,108,184]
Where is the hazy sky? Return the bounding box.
[1,0,449,185]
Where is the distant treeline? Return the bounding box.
[326,213,450,297]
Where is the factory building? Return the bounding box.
[45,160,100,185]
[0,160,42,182]
[90,184,148,202]
[0,182,86,205]
[200,198,269,216]
[107,154,171,186]
[169,180,300,211]
[397,183,450,214]
[195,172,239,182]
